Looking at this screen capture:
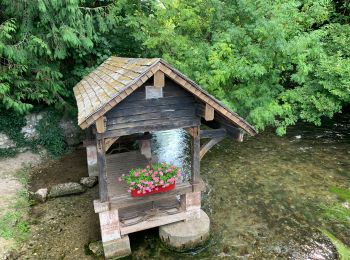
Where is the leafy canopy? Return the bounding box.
[0,0,349,135]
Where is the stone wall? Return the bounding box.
[0,112,82,149]
[0,133,16,149]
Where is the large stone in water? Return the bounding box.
[48,182,85,198]
[159,209,210,251]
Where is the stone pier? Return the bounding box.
[159,209,210,251]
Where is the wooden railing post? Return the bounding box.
[191,126,200,192]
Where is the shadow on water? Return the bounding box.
[18,114,350,259]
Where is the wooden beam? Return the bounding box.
[205,104,214,121]
[96,117,106,133]
[103,118,200,138]
[199,136,225,160]
[105,137,119,152]
[200,128,226,139]
[109,179,205,209]
[154,70,165,88]
[120,211,186,235]
[191,126,201,192]
[97,135,108,202]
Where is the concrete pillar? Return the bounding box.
[159,209,210,251]
[139,139,152,160]
[94,200,131,259]
[86,144,98,177]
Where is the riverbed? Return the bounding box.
[15,114,350,259]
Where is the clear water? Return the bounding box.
[131,115,350,259]
[19,115,350,260]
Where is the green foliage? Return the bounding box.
[0,211,29,241]
[0,110,27,157]
[35,110,67,158]
[0,110,26,146]
[0,109,67,158]
[322,187,350,225]
[136,0,350,134]
[0,0,349,134]
[322,203,350,224]
[330,187,350,202]
[0,168,31,242]
[321,229,350,260]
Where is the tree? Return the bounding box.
[136,0,350,134]
[0,0,142,113]
[0,0,349,135]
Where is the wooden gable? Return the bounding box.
[104,77,200,137]
[73,56,257,136]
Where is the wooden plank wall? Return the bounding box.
[105,78,200,136]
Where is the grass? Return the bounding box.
[321,230,350,260]
[0,168,31,242]
[330,187,350,203]
[319,187,350,260]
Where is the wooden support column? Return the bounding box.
[96,117,108,202]
[86,144,98,177]
[180,192,201,221]
[190,126,201,192]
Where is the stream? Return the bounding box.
[16,114,349,259]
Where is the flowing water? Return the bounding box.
[17,114,350,259]
[133,115,350,259]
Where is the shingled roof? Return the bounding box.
[73,57,257,135]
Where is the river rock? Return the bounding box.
[48,182,85,198]
[287,230,338,260]
[32,188,48,202]
[88,241,104,257]
[80,176,98,188]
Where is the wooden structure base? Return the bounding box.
[93,151,204,258]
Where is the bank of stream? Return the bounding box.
[12,114,350,259]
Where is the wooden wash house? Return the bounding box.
[73,57,256,258]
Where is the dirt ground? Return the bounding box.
[10,148,102,260]
[0,152,42,257]
[28,149,87,192]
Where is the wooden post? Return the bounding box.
[191,126,200,192]
[180,192,201,221]
[96,116,106,133]
[204,104,214,121]
[154,70,165,88]
[96,117,108,202]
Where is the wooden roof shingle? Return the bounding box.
[73,57,257,135]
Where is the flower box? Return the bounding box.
[131,183,175,197]
[119,162,181,197]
